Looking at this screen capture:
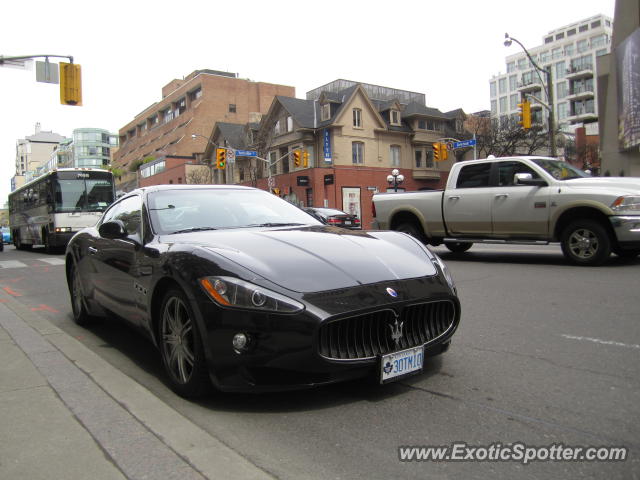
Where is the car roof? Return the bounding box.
[123,184,258,197]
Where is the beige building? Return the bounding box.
[13,123,67,190]
[112,69,294,192]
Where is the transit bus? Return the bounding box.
[8,168,115,253]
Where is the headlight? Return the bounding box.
[611,196,640,214]
[199,276,304,313]
[431,253,457,294]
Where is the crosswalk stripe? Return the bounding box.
[0,261,28,269]
[36,258,66,265]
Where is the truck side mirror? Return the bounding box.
[515,173,547,187]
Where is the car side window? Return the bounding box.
[456,163,492,188]
[495,161,540,186]
[112,195,142,236]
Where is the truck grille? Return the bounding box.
[318,301,456,360]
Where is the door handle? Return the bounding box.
[495,193,509,198]
[88,246,98,254]
[448,195,460,200]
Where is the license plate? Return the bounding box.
[380,346,423,383]
[344,220,351,225]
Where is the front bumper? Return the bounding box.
[193,277,460,392]
[610,215,640,249]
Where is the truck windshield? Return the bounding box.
[530,159,590,181]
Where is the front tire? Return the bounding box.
[158,288,211,398]
[561,220,611,266]
[445,241,473,253]
[69,263,94,326]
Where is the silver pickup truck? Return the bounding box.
[372,156,640,266]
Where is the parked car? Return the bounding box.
[65,185,460,398]
[373,156,640,266]
[1,226,10,245]
[304,207,362,230]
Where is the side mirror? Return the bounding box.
[98,220,128,239]
[515,173,547,187]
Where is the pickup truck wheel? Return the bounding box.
[396,222,425,243]
[560,220,611,266]
[445,241,473,253]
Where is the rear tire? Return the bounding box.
[158,288,212,398]
[560,219,611,266]
[395,222,425,243]
[445,241,473,253]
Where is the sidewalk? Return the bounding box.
[0,290,273,480]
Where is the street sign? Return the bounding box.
[226,149,235,164]
[235,150,257,157]
[268,176,275,188]
[453,139,477,149]
[36,60,59,84]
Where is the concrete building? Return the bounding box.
[112,69,294,192]
[13,123,67,190]
[490,15,613,137]
[598,0,640,176]
[191,80,472,229]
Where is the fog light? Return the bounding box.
[232,333,250,353]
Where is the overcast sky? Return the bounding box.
[0,0,615,205]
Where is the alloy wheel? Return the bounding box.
[161,296,195,384]
[568,228,598,260]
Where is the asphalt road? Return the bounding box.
[1,243,638,479]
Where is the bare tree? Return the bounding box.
[186,165,212,184]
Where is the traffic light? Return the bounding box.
[303,150,309,168]
[433,143,449,162]
[216,148,227,169]
[293,149,301,167]
[59,62,82,106]
[518,100,532,129]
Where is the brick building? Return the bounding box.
[112,69,294,192]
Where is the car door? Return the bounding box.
[443,162,494,236]
[93,194,143,324]
[490,161,551,238]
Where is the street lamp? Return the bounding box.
[387,168,405,192]
[504,33,557,157]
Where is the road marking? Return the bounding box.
[31,304,60,313]
[561,334,640,351]
[36,258,66,265]
[2,287,21,296]
[0,260,28,269]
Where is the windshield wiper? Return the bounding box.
[169,227,218,234]
[241,222,305,228]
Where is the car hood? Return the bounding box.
[563,177,640,194]
[164,227,438,292]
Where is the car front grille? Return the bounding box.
[318,301,456,360]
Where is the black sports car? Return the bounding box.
[65,185,460,398]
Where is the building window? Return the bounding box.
[175,98,186,117]
[591,20,601,28]
[415,149,422,168]
[418,119,426,129]
[552,48,562,59]
[517,58,527,70]
[352,142,364,164]
[564,44,574,56]
[545,36,553,44]
[425,149,434,168]
[579,24,588,33]
[229,104,236,113]
[577,39,588,53]
[498,78,507,94]
[321,103,330,121]
[286,116,293,132]
[509,75,517,90]
[555,33,565,40]
[189,87,202,102]
[510,94,518,110]
[490,82,496,97]
[567,28,576,37]
[556,81,568,99]
[507,62,516,73]
[390,145,400,167]
[555,61,566,79]
[390,110,401,125]
[591,34,606,48]
[491,100,497,115]
[499,97,507,113]
[163,108,173,124]
[274,120,281,135]
[353,108,362,128]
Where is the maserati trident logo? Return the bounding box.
[389,317,404,348]
[386,287,398,298]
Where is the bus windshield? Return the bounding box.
[54,178,114,212]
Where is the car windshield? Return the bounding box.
[148,188,323,234]
[530,159,590,181]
